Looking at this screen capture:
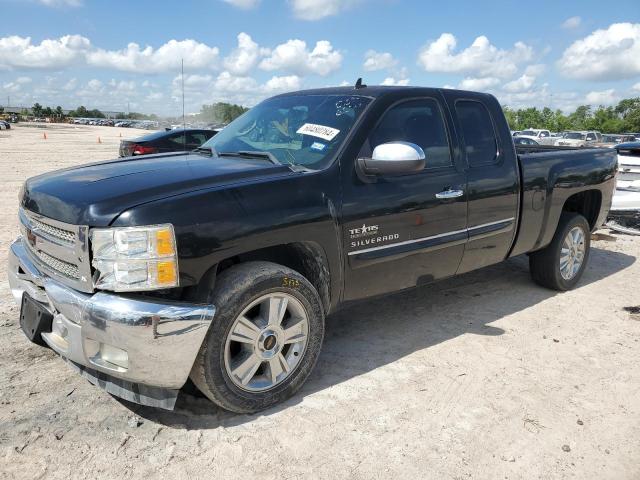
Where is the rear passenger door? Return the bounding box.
[445,95,520,273]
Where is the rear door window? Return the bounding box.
[455,100,498,167]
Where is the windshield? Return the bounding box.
[520,130,536,136]
[202,94,372,169]
[563,132,586,140]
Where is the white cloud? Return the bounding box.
[2,77,32,93]
[37,0,82,7]
[62,78,77,91]
[213,71,258,92]
[259,39,342,76]
[458,77,500,90]
[633,82,640,92]
[289,0,358,20]
[263,75,302,92]
[223,33,267,75]
[562,16,581,29]
[524,64,546,76]
[221,0,260,9]
[417,33,534,78]
[363,50,397,71]
[87,79,103,90]
[0,34,90,70]
[585,89,619,105]
[503,74,536,93]
[146,92,164,101]
[381,77,410,86]
[87,39,220,74]
[558,23,640,81]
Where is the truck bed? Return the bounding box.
[510,146,617,258]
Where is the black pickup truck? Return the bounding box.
[9,85,616,413]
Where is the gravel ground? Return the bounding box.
[1,124,639,480]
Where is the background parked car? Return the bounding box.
[593,134,637,148]
[514,129,556,145]
[514,136,539,145]
[554,131,602,147]
[0,120,10,130]
[119,128,216,157]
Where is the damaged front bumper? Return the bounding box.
[8,237,215,410]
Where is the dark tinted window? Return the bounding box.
[188,132,209,146]
[167,132,188,147]
[369,98,452,168]
[455,100,498,166]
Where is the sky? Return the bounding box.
[0,0,639,116]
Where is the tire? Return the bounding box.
[529,212,591,291]
[190,261,325,413]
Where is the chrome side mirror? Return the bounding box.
[358,142,426,176]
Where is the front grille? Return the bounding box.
[29,216,76,244]
[34,249,80,279]
[19,208,93,292]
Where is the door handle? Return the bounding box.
[435,189,464,199]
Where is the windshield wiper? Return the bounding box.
[193,146,217,156]
[218,150,282,166]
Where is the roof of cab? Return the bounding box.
[272,85,491,99]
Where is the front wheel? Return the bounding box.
[529,212,591,291]
[190,261,325,413]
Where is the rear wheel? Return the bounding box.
[529,213,591,291]
[190,261,324,413]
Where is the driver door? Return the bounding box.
[340,96,468,302]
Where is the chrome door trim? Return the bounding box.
[347,217,516,258]
[347,227,468,256]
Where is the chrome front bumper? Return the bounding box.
[8,237,215,410]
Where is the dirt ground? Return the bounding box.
[0,123,639,480]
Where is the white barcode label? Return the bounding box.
[296,123,340,141]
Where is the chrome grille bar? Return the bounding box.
[19,208,93,293]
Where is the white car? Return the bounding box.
[515,129,555,145]
[554,131,602,147]
[608,142,640,234]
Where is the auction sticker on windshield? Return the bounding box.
[296,123,340,141]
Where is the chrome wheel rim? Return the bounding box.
[224,292,309,392]
[560,226,586,280]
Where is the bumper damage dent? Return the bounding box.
[8,237,215,410]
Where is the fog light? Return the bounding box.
[99,343,129,369]
[87,341,129,371]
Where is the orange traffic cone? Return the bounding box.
[97,136,102,144]
[43,132,47,140]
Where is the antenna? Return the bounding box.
[181,58,186,151]
[355,77,366,89]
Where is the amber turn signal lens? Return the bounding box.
[157,261,177,285]
[156,229,175,256]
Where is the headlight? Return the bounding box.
[90,224,179,292]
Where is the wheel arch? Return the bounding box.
[561,189,602,231]
[193,242,332,315]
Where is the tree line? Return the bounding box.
[195,102,249,124]
[503,98,640,133]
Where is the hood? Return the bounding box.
[22,152,293,226]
